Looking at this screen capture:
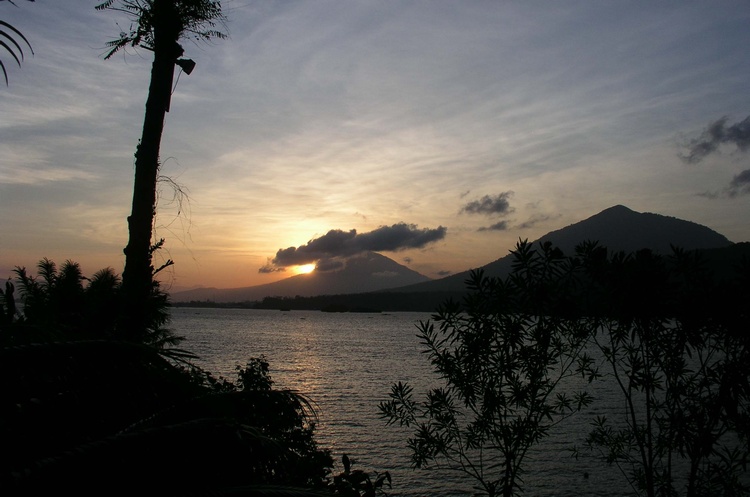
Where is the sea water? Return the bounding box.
[171,307,636,496]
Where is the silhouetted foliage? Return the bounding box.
[0,280,19,326]
[383,239,750,496]
[96,0,225,60]
[1,1,34,85]
[573,242,750,497]
[1,258,178,349]
[328,454,391,497]
[380,241,599,497]
[0,343,334,495]
[0,260,335,496]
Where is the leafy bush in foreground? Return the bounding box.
[383,240,750,497]
[575,243,750,497]
[0,260,334,496]
[381,241,599,497]
[2,258,173,347]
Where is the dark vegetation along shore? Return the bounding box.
[0,260,385,496]
[173,242,750,313]
[2,239,749,497]
[172,291,464,313]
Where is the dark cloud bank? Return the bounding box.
[681,115,750,198]
[680,116,750,164]
[461,192,515,216]
[461,192,514,232]
[460,191,557,232]
[695,169,750,198]
[478,221,510,232]
[727,169,750,197]
[259,223,447,273]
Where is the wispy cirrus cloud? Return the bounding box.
[514,213,561,230]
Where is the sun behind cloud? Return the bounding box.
[294,263,316,275]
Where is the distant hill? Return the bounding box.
[170,251,430,303]
[172,205,744,307]
[535,205,732,253]
[392,205,735,293]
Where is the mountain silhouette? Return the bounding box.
[171,251,430,303]
[172,205,740,304]
[392,205,735,293]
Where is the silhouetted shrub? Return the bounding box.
[383,240,750,497]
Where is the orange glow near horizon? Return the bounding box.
[294,263,316,275]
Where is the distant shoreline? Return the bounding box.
[169,290,464,313]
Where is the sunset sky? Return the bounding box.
[2,0,750,291]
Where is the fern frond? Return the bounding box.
[95,0,117,10]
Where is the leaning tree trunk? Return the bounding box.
[119,0,182,341]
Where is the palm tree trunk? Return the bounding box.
[119,0,181,340]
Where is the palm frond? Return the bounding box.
[89,266,120,285]
[0,19,33,85]
[58,260,84,284]
[97,0,226,59]
[37,257,56,287]
[161,344,198,358]
[94,0,116,9]
[0,37,21,65]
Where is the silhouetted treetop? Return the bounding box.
[96,0,226,59]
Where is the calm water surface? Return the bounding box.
[171,307,633,497]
